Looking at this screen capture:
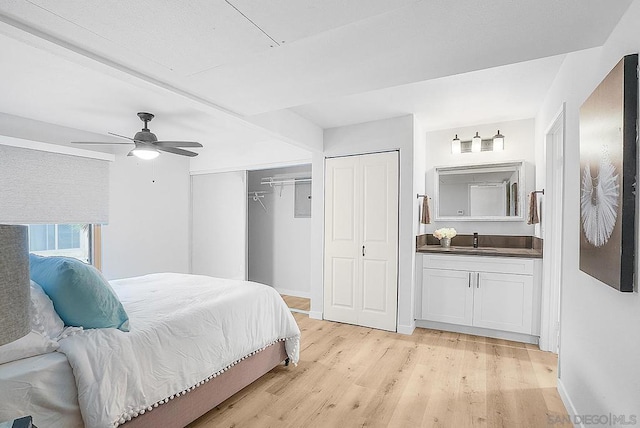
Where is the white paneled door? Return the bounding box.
[324,151,399,331]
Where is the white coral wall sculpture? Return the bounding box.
[580,154,619,247]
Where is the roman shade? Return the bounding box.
[0,225,30,346]
[0,144,110,224]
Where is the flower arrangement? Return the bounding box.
[433,227,457,240]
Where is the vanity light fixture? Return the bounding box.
[493,130,505,151]
[471,132,482,153]
[450,131,506,154]
[451,134,461,154]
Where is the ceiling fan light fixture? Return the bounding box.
[132,146,160,160]
[71,112,201,157]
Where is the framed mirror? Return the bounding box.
[434,161,525,221]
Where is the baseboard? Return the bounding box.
[557,378,582,428]
[415,320,539,345]
[274,288,310,299]
[397,322,416,335]
[309,311,323,320]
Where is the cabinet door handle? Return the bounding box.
[362,245,366,256]
[476,272,480,288]
[468,272,471,288]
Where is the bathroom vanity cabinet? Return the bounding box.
[419,253,541,343]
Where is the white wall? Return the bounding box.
[191,171,247,280]
[310,114,416,333]
[102,154,190,280]
[535,0,640,418]
[248,165,312,297]
[423,118,536,236]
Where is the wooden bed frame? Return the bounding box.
[122,342,288,428]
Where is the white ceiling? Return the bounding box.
[0,0,634,163]
[292,54,567,130]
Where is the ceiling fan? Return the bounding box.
[72,112,203,159]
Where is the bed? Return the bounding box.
[0,272,300,428]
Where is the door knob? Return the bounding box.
[362,245,366,256]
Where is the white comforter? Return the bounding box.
[57,273,300,428]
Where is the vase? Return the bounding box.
[440,237,451,248]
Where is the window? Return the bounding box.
[57,224,81,249]
[27,224,99,265]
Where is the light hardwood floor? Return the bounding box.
[281,295,311,312]
[189,313,570,428]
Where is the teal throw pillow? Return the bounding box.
[29,254,130,331]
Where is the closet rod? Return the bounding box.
[261,177,312,186]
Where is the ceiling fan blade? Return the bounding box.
[154,141,203,148]
[156,146,199,157]
[108,132,136,141]
[71,141,132,145]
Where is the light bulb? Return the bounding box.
[471,132,482,153]
[451,134,461,154]
[493,130,504,151]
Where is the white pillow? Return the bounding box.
[30,280,65,340]
[0,331,59,365]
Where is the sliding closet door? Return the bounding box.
[191,171,247,280]
[324,151,398,331]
